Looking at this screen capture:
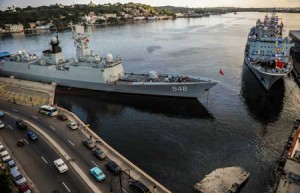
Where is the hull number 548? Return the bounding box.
[172,86,187,92]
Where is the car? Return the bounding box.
[54,158,68,173]
[82,138,95,149]
[129,180,151,193]
[57,114,68,121]
[0,141,4,151]
[10,168,26,186]
[0,150,11,162]
[19,184,32,193]
[92,147,106,160]
[8,159,18,170]
[27,131,38,141]
[90,166,105,181]
[67,121,78,130]
[16,119,27,129]
[0,111,4,117]
[105,160,121,175]
[0,120,4,128]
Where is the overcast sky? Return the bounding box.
[1,0,300,10]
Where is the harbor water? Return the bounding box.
[1,12,300,193]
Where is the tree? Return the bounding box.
[0,174,12,193]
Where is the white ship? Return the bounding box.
[244,13,294,90]
[0,26,217,99]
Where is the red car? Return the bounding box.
[19,184,31,193]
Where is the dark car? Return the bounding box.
[16,120,27,129]
[92,147,106,160]
[57,114,68,121]
[105,160,121,175]
[82,138,95,149]
[27,131,38,141]
[19,184,31,193]
[129,180,151,193]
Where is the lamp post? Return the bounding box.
[109,169,131,193]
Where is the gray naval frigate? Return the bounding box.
[244,13,294,91]
[0,26,217,99]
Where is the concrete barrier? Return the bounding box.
[58,107,171,193]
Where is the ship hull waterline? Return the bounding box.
[0,71,217,99]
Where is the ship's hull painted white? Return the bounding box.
[244,57,283,91]
[0,62,217,98]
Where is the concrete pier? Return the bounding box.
[0,77,56,106]
[274,120,300,193]
[194,167,250,193]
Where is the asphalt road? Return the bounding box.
[0,101,134,193]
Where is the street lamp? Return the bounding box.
[109,169,132,193]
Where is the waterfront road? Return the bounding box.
[0,101,134,193]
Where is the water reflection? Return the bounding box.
[54,87,213,120]
[240,64,285,124]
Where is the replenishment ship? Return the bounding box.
[0,26,217,99]
[244,13,294,90]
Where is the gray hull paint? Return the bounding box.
[0,70,216,98]
[244,58,283,90]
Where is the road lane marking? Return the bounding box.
[32,116,38,119]
[62,182,71,192]
[67,140,75,146]
[122,189,128,193]
[8,125,13,130]
[91,160,99,167]
[23,138,29,144]
[50,125,56,131]
[41,156,48,164]
[12,109,18,112]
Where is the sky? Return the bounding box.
[1,0,300,10]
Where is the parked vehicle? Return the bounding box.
[57,114,68,121]
[16,120,27,129]
[0,120,4,128]
[10,168,26,186]
[129,180,151,193]
[0,150,11,162]
[82,138,95,149]
[105,160,121,175]
[19,184,32,193]
[0,111,4,117]
[54,158,68,173]
[92,147,106,160]
[90,167,105,181]
[67,121,78,130]
[8,159,18,170]
[27,131,38,141]
[0,141,4,151]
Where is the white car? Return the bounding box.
[54,158,68,173]
[67,122,78,130]
[0,121,4,128]
[0,142,4,151]
[0,150,11,162]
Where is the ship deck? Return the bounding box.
[118,73,208,83]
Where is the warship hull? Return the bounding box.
[244,57,284,90]
[0,62,217,98]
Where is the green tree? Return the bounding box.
[0,174,12,193]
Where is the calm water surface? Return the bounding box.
[1,12,300,193]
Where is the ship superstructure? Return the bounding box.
[0,25,217,99]
[244,13,294,90]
